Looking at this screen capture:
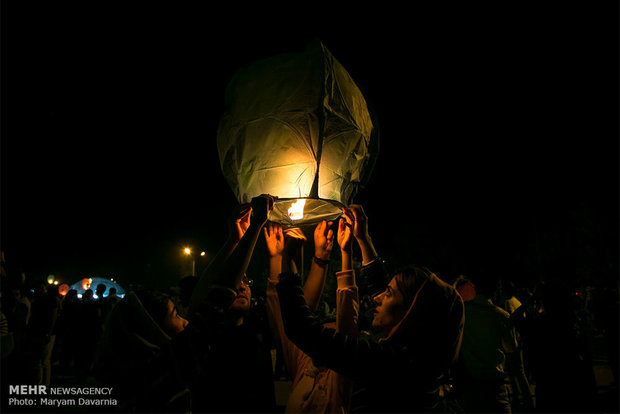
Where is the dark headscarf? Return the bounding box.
[381,268,465,371]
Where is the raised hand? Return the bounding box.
[338,208,354,251]
[313,220,334,261]
[264,222,285,258]
[229,203,252,243]
[347,204,378,265]
[348,204,370,243]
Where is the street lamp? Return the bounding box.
[183,248,196,277]
[182,248,208,277]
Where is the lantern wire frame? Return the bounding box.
[270,197,344,228]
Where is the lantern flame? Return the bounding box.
[288,199,306,221]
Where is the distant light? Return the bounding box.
[200,251,206,256]
[69,277,126,299]
[53,281,59,285]
[184,248,191,255]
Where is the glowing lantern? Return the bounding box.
[58,284,69,296]
[82,278,92,291]
[47,275,55,284]
[217,40,379,227]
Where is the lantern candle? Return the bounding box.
[288,199,306,221]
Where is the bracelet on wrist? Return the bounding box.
[312,255,330,266]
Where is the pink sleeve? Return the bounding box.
[335,270,359,337]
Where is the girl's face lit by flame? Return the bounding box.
[288,199,306,221]
[372,277,407,332]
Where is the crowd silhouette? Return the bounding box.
[0,197,618,413]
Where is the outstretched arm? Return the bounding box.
[188,204,251,312]
[348,205,378,265]
[336,209,359,336]
[189,195,274,313]
[264,222,285,282]
[348,205,389,298]
[339,209,354,273]
[302,221,334,312]
[264,222,309,380]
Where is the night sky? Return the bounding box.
[2,3,618,291]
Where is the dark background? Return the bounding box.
[1,3,618,292]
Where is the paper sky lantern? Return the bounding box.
[82,278,92,291]
[58,284,70,296]
[217,40,379,227]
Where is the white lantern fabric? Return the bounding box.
[217,40,378,227]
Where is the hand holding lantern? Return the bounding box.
[229,203,252,244]
[347,204,378,265]
[347,204,370,242]
[338,208,355,252]
[313,220,334,262]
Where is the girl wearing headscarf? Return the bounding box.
[276,205,465,413]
